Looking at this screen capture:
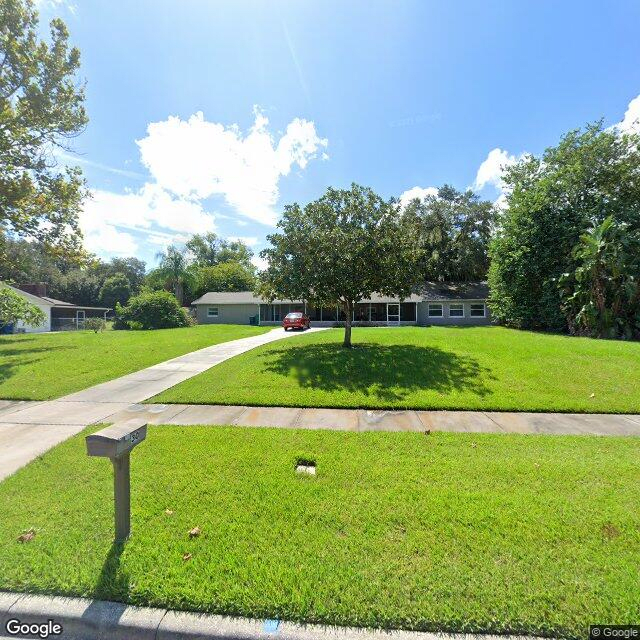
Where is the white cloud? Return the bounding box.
[474,147,528,210]
[136,107,328,226]
[612,94,640,135]
[474,148,522,191]
[35,0,76,14]
[228,236,258,247]
[399,186,438,208]
[57,151,146,180]
[80,218,138,257]
[251,255,269,272]
[80,184,215,258]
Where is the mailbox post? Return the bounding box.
[86,419,147,541]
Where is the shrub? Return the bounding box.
[115,290,190,330]
[559,217,640,339]
[84,317,106,333]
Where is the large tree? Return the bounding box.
[186,232,254,269]
[153,245,193,305]
[489,122,640,331]
[94,257,146,293]
[259,183,421,348]
[0,0,88,264]
[195,262,256,297]
[99,273,132,309]
[404,185,495,282]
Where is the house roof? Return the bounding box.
[2,284,53,307]
[420,282,489,301]
[3,284,110,311]
[192,290,442,305]
[41,296,110,310]
[192,292,300,305]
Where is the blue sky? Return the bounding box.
[38,0,640,269]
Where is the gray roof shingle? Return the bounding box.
[191,286,482,305]
[420,282,489,301]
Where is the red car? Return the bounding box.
[283,312,311,330]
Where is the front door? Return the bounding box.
[387,303,400,325]
[76,310,85,328]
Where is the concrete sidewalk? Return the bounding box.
[0,328,327,480]
[4,401,639,482]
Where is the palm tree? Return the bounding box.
[155,245,191,305]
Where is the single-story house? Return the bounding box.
[1,283,111,333]
[191,282,491,327]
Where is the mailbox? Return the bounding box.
[86,419,148,542]
[86,421,147,458]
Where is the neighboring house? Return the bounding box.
[2,283,110,333]
[191,282,491,327]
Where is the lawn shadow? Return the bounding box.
[265,342,492,402]
[91,541,129,602]
[0,344,70,385]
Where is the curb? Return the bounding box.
[0,592,541,640]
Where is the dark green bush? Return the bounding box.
[115,290,190,330]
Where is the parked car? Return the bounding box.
[283,312,310,330]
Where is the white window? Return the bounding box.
[207,307,219,318]
[428,303,443,317]
[470,303,486,317]
[449,303,464,318]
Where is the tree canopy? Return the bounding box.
[186,232,254,269]
[153,246,192,306]
[0,0,88,266]
[404,185,495,282]
[259,183,421,347]
[195,262,256,297]
[99,273,133,309]
[489,122,640,331]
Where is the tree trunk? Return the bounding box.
[342,300,353,348]
[175,281,184,306]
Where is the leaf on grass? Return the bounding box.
[17,528,36,543]
[189,526,201,538]
[602,522,620,540]
[590,393,596,398]
[423,429,431,436]
[182,552,192,561]
[471,442,477,448]
[165,509,174,515]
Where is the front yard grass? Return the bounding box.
[0,425,637,638]
[0,324,271,400]
[153,326,640,413]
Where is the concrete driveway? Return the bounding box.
[0,327,327,480]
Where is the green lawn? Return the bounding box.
[153,326,640,413]
[0,325,271,400]
[1,425,638,638]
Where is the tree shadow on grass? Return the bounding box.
[0,344,70,385]
[264,342,492,403]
